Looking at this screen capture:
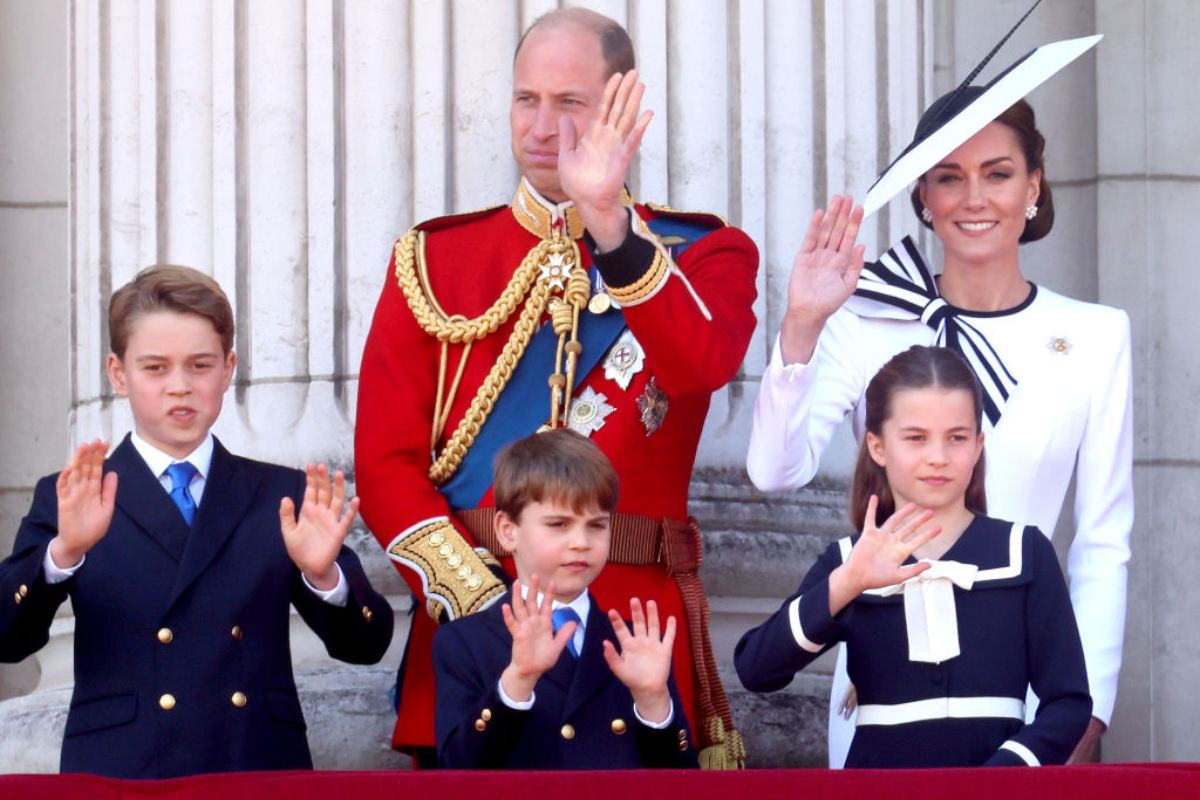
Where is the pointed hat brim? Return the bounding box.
[862,34,1102,219]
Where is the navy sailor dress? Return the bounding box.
[735,515,1091,767]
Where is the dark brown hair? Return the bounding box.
[514,8,635,78]
[108,265,234,358]
[494,428,619,522]
[911,97,1055,243]
[850,346,987,529]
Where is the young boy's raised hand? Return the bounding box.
[500,576,575,703]
[604,598,675,725]
[51,440,118,569]
[279,463,359,591]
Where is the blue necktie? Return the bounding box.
[552,607,582,659]
[166,462,198,526]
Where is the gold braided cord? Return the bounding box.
[428,279,552,484]
[394,230,548,344]
[607,250,668,304]
[395,221,593,481]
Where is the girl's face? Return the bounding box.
[918,121,1040,268]
[866,387,984,516]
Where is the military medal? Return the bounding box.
[636,377,668,435]
[604,330,645,390]
[588,270,614,315]
[567,386,616,437]
[538,246,573,291]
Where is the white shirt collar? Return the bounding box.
[129,431,214,482]
[517,583,591,629]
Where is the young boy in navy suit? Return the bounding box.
[433,429,696,769]
[0,265,393,778]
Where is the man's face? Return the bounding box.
[510,25,612,203]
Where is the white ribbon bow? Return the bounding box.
[881,559,978,663]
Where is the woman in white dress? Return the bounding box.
[746,87,1133,765]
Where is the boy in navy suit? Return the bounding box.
[433,429,696,769]
[0,265,393,778]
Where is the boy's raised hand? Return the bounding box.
[51,440,118,569]
[604,598,675,725]
[279,463,359,591]
[500,576,575,703]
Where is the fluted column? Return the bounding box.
[42,0,931,771]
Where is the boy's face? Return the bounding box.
[495,499,611,604]
[107,310,236,460]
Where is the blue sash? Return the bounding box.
[442,272,627,511]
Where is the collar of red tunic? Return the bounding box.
[511,178,633,241]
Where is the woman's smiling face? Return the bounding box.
[919,121,1041,268]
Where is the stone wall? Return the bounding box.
[2,0,1198,771]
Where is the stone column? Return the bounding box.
[0,0,928,772]
[0,0,70,712]
[1094,0,1200,764]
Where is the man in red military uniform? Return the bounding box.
[355,8,757,767]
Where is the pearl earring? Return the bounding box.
[1025,205,1038,221]
[921,207,933,224]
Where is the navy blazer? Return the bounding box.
[0,435,394,778]
[433,589,697,770]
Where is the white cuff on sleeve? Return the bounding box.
[999,739,1041,766]
[43,547,84,584]
[633,698,675,729]
[498,679,535,710]
[789,596,824,653]
[302,564,349,607]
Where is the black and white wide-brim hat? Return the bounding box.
[862,16,1102,219]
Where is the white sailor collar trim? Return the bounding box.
[839,521,1029,595]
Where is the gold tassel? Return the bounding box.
[697,716,746,770]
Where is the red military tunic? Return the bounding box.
[355,179,758,763]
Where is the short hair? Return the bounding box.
[911,96,1055,244]
[850,346,987,530]
[494,429,619,522]
[108,265,234,358]
[513,8,635,77]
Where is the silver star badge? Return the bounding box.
[604,330,645,390]
[567,387,616,437]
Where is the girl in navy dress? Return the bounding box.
[735,345,1091,767]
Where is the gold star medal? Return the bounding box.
[1046,336,1072,356]
[567,387,616,437]
[604,330,645,391]
[636,377,669,435]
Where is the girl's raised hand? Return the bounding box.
[827,497,942,615]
